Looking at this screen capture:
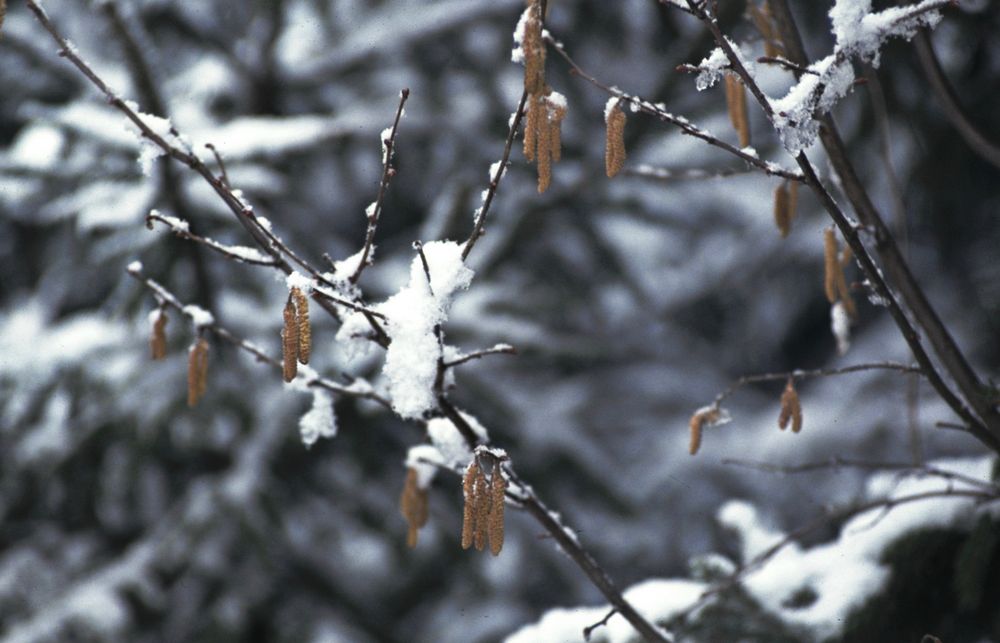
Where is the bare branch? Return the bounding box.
[710,361,922,409]
[146,211,279,266]
[545,33,804,182]
[351,89,410,283]
[126,264,390,407]
[444,344,517,368]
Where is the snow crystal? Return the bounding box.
[299,388,337,447]
[695,44,731,91]
[405,444,446,488]
[365,201,378,220]
[488,160,507,181]
[831,300,850,355]
[376,241,474,419]
[182,305,214,329]
[380,126,393,163]
[222,245,270,263]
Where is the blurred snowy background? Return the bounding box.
[1,0,998,641]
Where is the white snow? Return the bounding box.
[149,209,189,232]
[831,300,851,355]
[285,271,313,293]
[121,100,180,176]
[127,261,143,273]
[299,388,337,447]
[405,444,447,488]
[376,241,474,419]
[511,7,532,64]
[182,305,214,329]
[426,411,489,468]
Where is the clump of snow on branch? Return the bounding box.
[298,388,337,447]
[695,46,731,91]
[510,6,531,64]
[376,241,474,419]
[427,411,489,468]
[121,100,185,176]
[181,305,214,329]
[768,0,945,153]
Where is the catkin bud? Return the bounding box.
[292,287,311,365]
[823,227,839,304]
[461,461,479,550]
[151,309,168,360]
[187,337,209,407]
[488,462,506,556]
[605,100,627,178]
[778,378,803,433]
[282,298,298,382]
[725,74,750,148]
[400,468,429,548]
[774,182,791,238]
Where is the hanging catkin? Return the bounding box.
[461,461,480,550]
[778,378,803,433]
[823,227,839,304]
[400,468,429,548]
[774,182,791,238]
[292,287,311,365]
[725,74,750,148]
[151,309,168,360]
[282,297,299,382]
[522,0,545,95]
[187,337,209,407]
[605,99,627,178]
[488,461,506,556]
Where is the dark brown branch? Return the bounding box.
[584,608,619,640]
[546,34,804,182]
[351,89,410,283]
[682,0,1000,452]
[763,0,1000,447]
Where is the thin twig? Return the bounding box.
[351,89,410,283]
[146,211,278,266]
[584,608,619,641]
[710,361,922,408]
[545,33,804,182]
[126,264,390,407]
[444,344,517,368]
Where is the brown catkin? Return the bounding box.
[823,227,839,304]
[151,309,168,360]
[725,74,750,148]
[774,182,791,238]
[187,337,209,407]
[282,298,298,382]
[488,462,506,556]
[689,412,705,456]
[549,100,566,163]
[292,287,311,365]
[788,180,799,220]
[461,462,479,550]
[779,378,803,433]
[524,96,539,162]
[473,465,490,551]
[0,0,6,39]
[536,98,552,193]
[605,101,627,178]
[400,468,429,548]
[750,1,782,58]
[522,0,545,95]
